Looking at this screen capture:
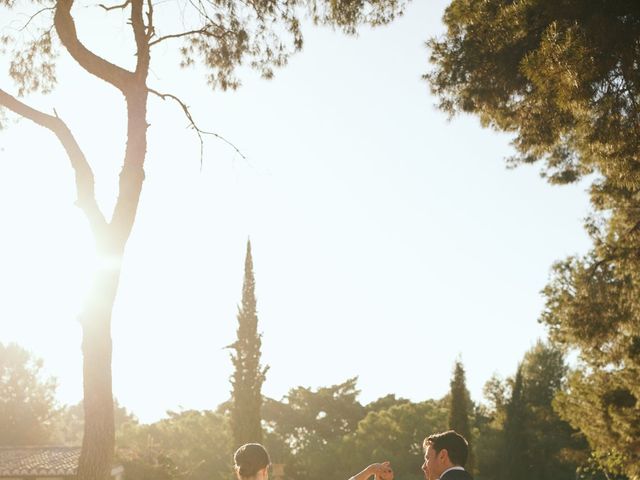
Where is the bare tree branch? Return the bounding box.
[148,87,246,165]
[0,88,107,235]
[131,0,150,78]
[19,6,55,32]
[145,0,155,40]
[54,0,134,93]
[148,27,223,47]
[98,0,131,12]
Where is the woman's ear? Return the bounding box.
[260,466,269,480]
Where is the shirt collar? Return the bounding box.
[438,466,465,479]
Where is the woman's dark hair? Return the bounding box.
[234,443,270,478]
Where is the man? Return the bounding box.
[422,430,472,480]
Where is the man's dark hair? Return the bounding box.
[423,430,469,467]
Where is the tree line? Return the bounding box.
[0,338,625,480]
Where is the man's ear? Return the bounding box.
[438,448,450,463]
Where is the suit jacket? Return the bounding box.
[440,469,473,480]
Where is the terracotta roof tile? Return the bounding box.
[0,446,81,476]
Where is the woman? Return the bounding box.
[234,443,271,480]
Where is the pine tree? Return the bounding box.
[428,4,640,475]
[448,360,473,471]
[229,240,268,447]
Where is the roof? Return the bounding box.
[0,446,81,477]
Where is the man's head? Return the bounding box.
[421,431,468,480]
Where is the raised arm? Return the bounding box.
[349,462,394,480]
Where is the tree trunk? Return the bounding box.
[77,252,122,480]
[76,81,148,480]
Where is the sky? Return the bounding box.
[0,0,593,424]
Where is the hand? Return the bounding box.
[368,461,393,480]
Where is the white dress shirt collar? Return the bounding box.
[438,466,465,479]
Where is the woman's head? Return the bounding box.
[234,443,270,479]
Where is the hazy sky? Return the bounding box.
[0,0,592,423]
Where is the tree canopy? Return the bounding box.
[351,400,447,480]
[428,2,640,476]
[0,342,58,445]
[117,409,232,480]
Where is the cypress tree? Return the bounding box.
[228,240,268,447]
[502,365,528,480]
[448,360,473,470]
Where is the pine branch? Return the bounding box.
[148,87,246,165]
[148,26,230,47]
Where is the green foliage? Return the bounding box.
[350,400,448,480]
[228,240,268,447]
[365,394,411,414]
[448,360,473,470]
[0,342,58,445]
[263,378,366,453]
[179,0,407,89]
[472,403,504,480]
[427,0,640,185]
[428,2,640,476]
[448,360,471,438]
[117,410,233,480]
[541,250,640,478]
[554,367,638,478]
[2,0,408,95]
[501,366,528,480]
[263,378,447,480]
[262,378,366,480]
[475,342,588,480]
[517,342,585,480]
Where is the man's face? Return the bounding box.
[421,444,444,480]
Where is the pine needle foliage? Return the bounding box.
[428,2,640,476]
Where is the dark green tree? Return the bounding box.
[519,341,586,480]
[448,360,473,471]
[0,343,58,445]
[542,256,640,477]
[477,342,588,480]
[501,366,528,480]
[427,2,640,476]
[474,375,509,480]
[228,240,268,447]
[0,0,407,476]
